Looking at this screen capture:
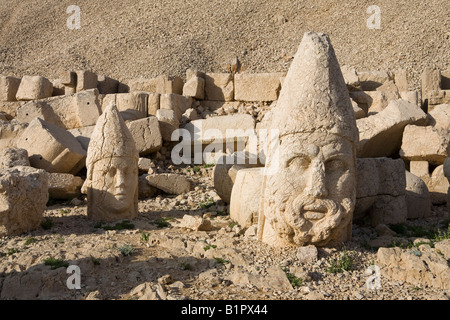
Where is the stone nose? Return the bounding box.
[306,160,328,198]
[115,170,126,189]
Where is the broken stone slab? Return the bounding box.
[399,91,419,107]
[180,214,212,231]
[51,79,66,96]
[75,70,98,92]
[121,78,157,93]
[16,118,87,174]
[428,164,450,205]
[156,109,179,142]
[97,75,119,94]
[340,65,361,91]
[0,166,48,237]
[0,119,28,150]
[234,73,285,102]
[47,172,84,200]
[160,93,192,122]
[15,76,53,101]
[427,104,450,131]
[60,70,77,87]
[421,67,441,100]
[147,93,160,116]
[68,125,95,151]
[0,148,30,169]
[434,239,450,260]
[155,75,183,95]
[204,73,234,101]
[405,171,431,219]
[357,99,427,158]
[296,245,318,264]
[357,70,392,91]
[126,117,162,156]
[400,125,450,165]
[182,76,205,100]
[102,92,148,121]
[229,167,264,228]
[393,69,408,92]
[427,90,450,112]
[0,75,21,101]
[138,174,159,199]
[0,101,23,119]
[17,89,102,130]
[352,99,366,119]
[146,173,190,195]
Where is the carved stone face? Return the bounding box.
[88,156,138,219]
[262,131,356,247]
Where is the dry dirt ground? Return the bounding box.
[0,0,449,89]
[0,166,449,301]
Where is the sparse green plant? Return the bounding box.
[60,209,69,215]
[102,220,135,231]
[203,244,217,251]
[193,166,201,173]
[215,210,227,216]
[283,268,303,288]
[57,237,65,244]
[432,226,450,242]
[203,163,215,169]
[141,231,150,242]
[6,248,19,256]
[90,255,101,265]
[93,221,104,229]
[229,222,238,229]
[153,217,173,228]
[413,241,434,248]
[200,198,215,210]
[180,262,193,270]
[326,248,354,274]
[41,217,54,230]
[214,257,229,265]
[118,244,134,256]
[43,257,69,270]
[24,237,37,246]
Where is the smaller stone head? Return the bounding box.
[86,103,139,221]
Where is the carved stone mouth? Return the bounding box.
[302,203,327,220]
[303,211,325,220]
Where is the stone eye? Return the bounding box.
[287,156,310,168]
[108,167,117,176]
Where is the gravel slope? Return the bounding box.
[0,0,449,89]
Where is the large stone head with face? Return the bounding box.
[258,32,359,247]
[86,103,139,221]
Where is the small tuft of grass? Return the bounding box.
[193,166,201,173]
[432,226,450,242]
[283,268,303,288]
[326,248,354,274]
[24,237,37,246]
[199,198,215,210]
[118,244,134,256]
[60,209,69,215]
[6,248,19,256]
[141,231,150,242]
[203,163,215,169]
[229,222,238,229]
[43,257,69,270]
[180,262,193,271]
[203,244,217,251]
[41,217,54,230]
[214,257,229,265]
[90,255,101,265]
[153,217,173,228]
[102,220,135,231]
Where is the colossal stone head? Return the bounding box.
[86,103,139,221]
[258,32,359,247]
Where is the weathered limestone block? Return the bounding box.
[340,65,361,91]
[258,32,359,247]
[138,174,159,199]
[47,172,84,199]
[428,164,450,205]
[421,68,441,99]
[234,73,285,102]
[103,92,148,121]
[357,70,392,91]
[204,73,234,101]
[16,118,86,174]
[352,100,366,119]
[51,79,66,96]
[160,93,192,122]
[405,171,431,219]
[0,148,30,168]
[180,214,212,231]
[126,117,162,155]
[410,160,430,180]
[17,89,102,130]
[60,71,76,87]
[97,75,119,94]
[198,101,241,112]
[230,167,264,228]
[183,76,205,100]
[16,76,53,101]
[0,166,48,236]
[427,104,450,131]
[394,69,408,92]
[155,75,183,95]
[377,247,450,290]
[366,90,401,114]
[0,119,28,149]
[0,101,22,119]
[0,75,21,101]
[427,90,450,111]
[357,99,427,158]
[68,125,95,151]
[147,93,160,116]
[146,173,190,195]
[75,70,98,92]
[435,239,450,260]
[400,125,450,165]
[156,109,179,142]
[122,78,157,93]
[85,103,139,221]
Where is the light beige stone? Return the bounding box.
[405,171,431,219]
[435,239,450,260]
[125,78,157,93]
[97,75,119,94]
[394,69,408,92]
[421,67,441,99]
[0,148,30,168]
[47,172,84,199]
[0,101,22,119]
[138,174,159,199]
[0,166,48,236]
[352,99,366,119]
[0,119,28,150]
[16,76,53,101]
[234,73,285,102]
[16,118,86,174]
[204,73,234,101]
[60,71,76,86]
[340,65,361,91]
[358,70,392,91]
[182,76,205,100]
[230,167,264,228]
[103,92,149,121]
[146,173,190,195]
[68,125,95,151]
[75,70,98,92]
[156,109,179,142]
[400,125,450,165]
[427,104,450,131]
[180,215,212,231]
[0,75,21,101]
[258,32,358,247]
[160,93,192,121]
[147,93,160,116]
[85,103,139,222]
[357,99,427,158]
[399,91,419,106]
[155,75,183,95]
[428,164,450,205]
[126,116,162,155]
[410,160,430,180]
[427,90,450,111]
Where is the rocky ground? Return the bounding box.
[0,0,449,90]
[0,164,449,301]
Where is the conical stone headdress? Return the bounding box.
[87,103,138,166]
[270,32,359,145]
